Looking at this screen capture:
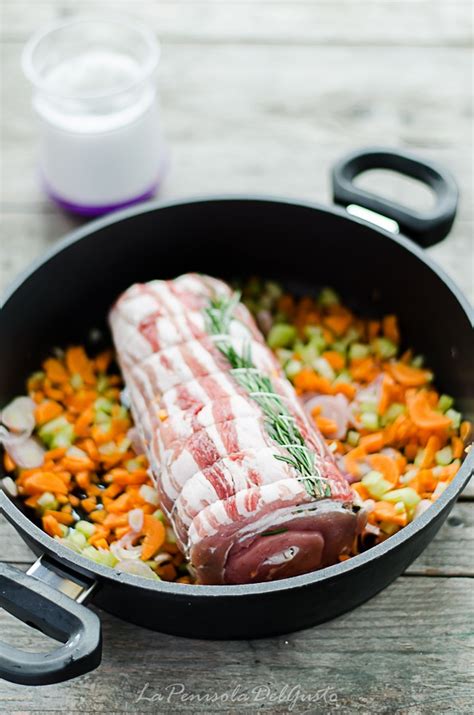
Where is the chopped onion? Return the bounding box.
[5,437,45,469]
[1,396,36,434]
[304,394,351,439]
[364,523,381,536]
[154,552,172,565]
[1,476,18,497]
[128,508,144,533]
[139,484,159,506]
[115,560,158,580]
[414,499,432,519]
[127,427,144,455]
[110,540,142,561]
[66,445,88,459]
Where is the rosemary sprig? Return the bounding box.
[204,294,331,499]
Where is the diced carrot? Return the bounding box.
[95,350,113,373]
[23,472,69,495]
[344,446,366,477]
[387,362,432,387]
[43,509,75,525]
[406,390,452,430]
[371,501,407,526]
[81,438,100,462]
[34,400,63,425]
[65,346,96,385]
[350,357,377,382]
[69,494,80,507]
[378,374,394,415]
[451,436,464,460]
[352,482,370,500]
[293,370,333,395]
[460,421,472,444]
[324,312,352,337]
[103,513,128,528]
[3,452,15,472]
[367,320,380,341]
[42,514,63,537]
[332,381,357,399]
[404,442,418,461]
[359,433,385,453]
[74,407,94,437]
[75,471,91,490]
[382,315,400,344]
[417,469,437,492]
[315,416,339,437]
[322,351,345,372]
[141,515,166,560]
[44,447,67,461]
[90,509,107,523]
[24,495,39,508]
[43,358,69,384]
[103,482,123,499]
[62,455,95,474]
[81,497,97,513]
[107,493,132,513]
[369,454,399,485]
[419,435,440,469]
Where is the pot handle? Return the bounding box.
[0,560,102,685]
[331,147,458,247]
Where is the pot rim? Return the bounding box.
[1,193,473,598]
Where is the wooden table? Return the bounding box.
[1,2,472,712]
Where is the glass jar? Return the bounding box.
[22,18,165,216]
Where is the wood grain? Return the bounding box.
[0,573,472,713]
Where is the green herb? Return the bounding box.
[261,528,289,537]
[204,294,330,499]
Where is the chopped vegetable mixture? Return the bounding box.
[0,282,471,580]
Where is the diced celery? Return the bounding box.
[126,458,142,472]
[166,527,177,544]
[70,373,83,390]
[435,446,453,466]
[37,491,58,511]
[38,416,74,448]
[69,530,87,548]
[95,410,111,425]
[383,487,421,510]
[333,371,352,385]
[318,287,340,306]
[267,324,297,349]
[67,445,88,459]
[75,520,96,538]
[437,394,454,413]
[347,430,360,447]
[153,509,166,522]
[362,470,393,499]
[58,524,69,538]
[349,343,371,361]
[304,326,327,353]
[313,357,335,381]
[446,408,461,430]
[82,546,118,568]
[381,402,406,426]
[372,337,397,360]
[97,375,109,393]
[300,341,320,365]
[118,437,131,454]
[331,340,348,354]
[99,440,116,455]
[360,401,378,414]
[411,355,425,368]
[360,412,379,431]
[414,449,426,467]
[284,359,302,380]
[50,424,75,449]
[379,522,400,536]
[95,397,114,414]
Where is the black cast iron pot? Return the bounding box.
[1,148,472,685]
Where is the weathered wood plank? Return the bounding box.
[1,40,472,216]
[2,1,472,46]
[1,500,473,574]
[0,574,472,712]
